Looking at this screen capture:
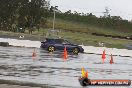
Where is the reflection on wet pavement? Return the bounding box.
[0,46,132,88]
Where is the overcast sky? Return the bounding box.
[50,0,132,21]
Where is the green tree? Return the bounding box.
[0,0,50,33]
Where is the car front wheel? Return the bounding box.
[48,46,55,52]
[72,47,79,54]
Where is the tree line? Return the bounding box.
[1,0,132,34]
[53,10,132,33]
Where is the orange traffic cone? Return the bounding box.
[32,49,36,57]
[85,71,88,78]
[109,54,114,64]
[102,50,106,63]
[81,67,89,78]
[63,46,68,60]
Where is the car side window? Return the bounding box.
[62,40,70,44]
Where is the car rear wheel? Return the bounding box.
[48,46,55,52]
[72,48,79,54]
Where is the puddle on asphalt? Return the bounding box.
[0,46,132,88]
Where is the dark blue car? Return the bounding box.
[41,38,84,54]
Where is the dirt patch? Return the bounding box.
[0,79,54,88]
[0,32,45,41]
[92,32,131,40]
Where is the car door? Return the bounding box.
[54,39,64,51]
[62,40,73,51]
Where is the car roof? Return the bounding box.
[46,38,64,43]
[46,38,64,40]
